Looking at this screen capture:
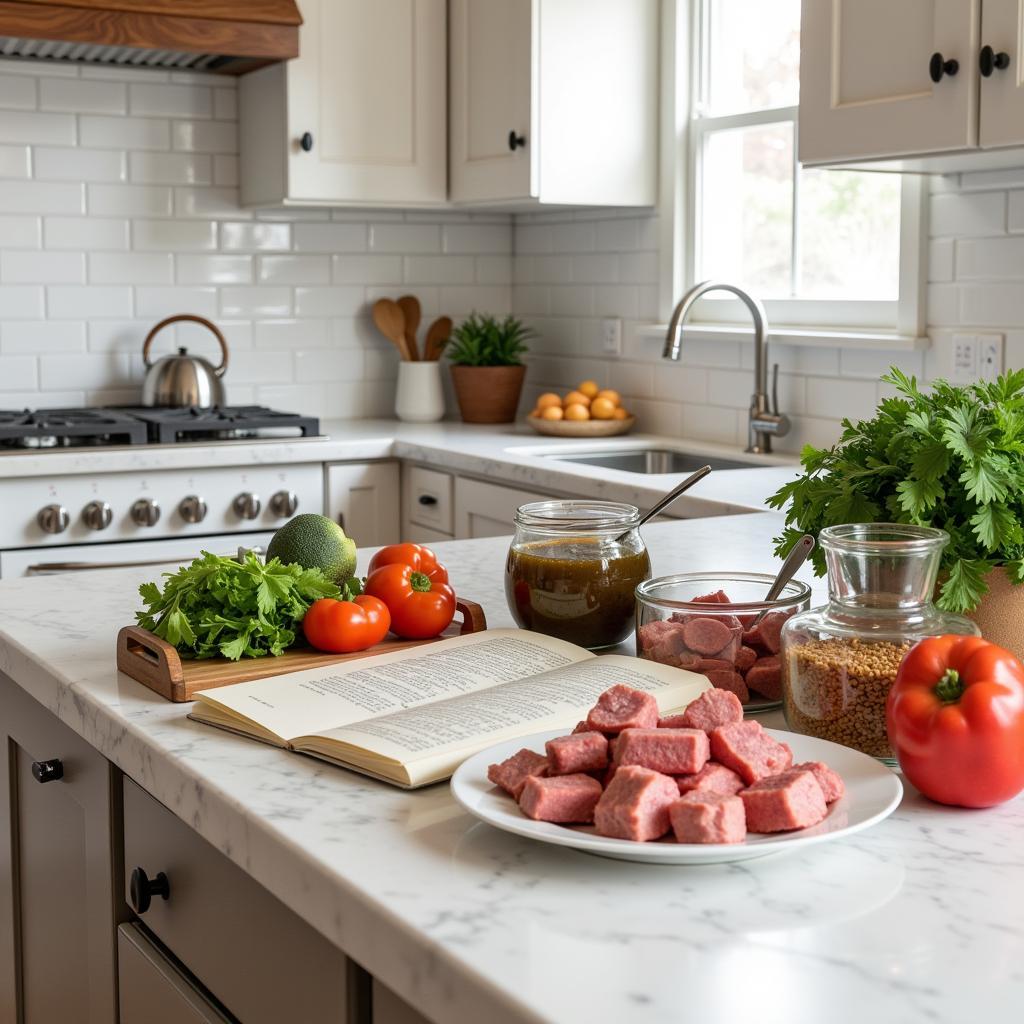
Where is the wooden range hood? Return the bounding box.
[0,0,301,74]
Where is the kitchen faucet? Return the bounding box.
[662,280,790,454]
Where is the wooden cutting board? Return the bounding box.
[116,598,487,703]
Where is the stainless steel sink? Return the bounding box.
[540,448,758,474]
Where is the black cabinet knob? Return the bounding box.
[30,759,63,784]
[929,52,959,82]
[418,494,438,506]
[508,130,526,151]
[129,867,170,915]
[980,45,1011,77]
[300,132,314,152]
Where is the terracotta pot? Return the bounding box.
[449,364,526,424]
[967,567,1024,661]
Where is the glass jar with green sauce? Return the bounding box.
[505,501,651,650]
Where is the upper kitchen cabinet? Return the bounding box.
[239,0,447,206]
[449,0,658,206]
[800,0,1024,172]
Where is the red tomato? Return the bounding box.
[364,563,456,640]
[302,595,391,654]
[367,543,449,585]
[887,634,1024,808]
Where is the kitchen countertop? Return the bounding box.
[0,418,800,518]
[0,513,1021,1024]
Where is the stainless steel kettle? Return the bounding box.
[141,314,229,408]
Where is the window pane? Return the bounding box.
[701,122,793,298]
[798,170,901,300]
[707,0,800,115]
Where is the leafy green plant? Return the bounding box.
[136,550,341,660]
[767,368,1024,613]
[445,313,534,366]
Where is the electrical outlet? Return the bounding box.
[952,334,977,382]
[979,333,1004,381]
[601,317,622,357]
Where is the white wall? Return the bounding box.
[0,59,512,418]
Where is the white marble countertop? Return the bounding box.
[0,512,1020,1023]
[0,418,800,518]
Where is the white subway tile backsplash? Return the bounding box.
[295,348,364,383]
[0,285,44,318]
[0,143,30,178]
[171,120,238,154]
[133,219,217,251]
[331,254,402,285]
[929,239,954,282]
[213,89,237,121]
[295,286,364,318]
[174,186,247,219]
[87,320,152,353]
[959,283,1024,326]
[135,286,215,318]
[0,355,37,390]
[229,349,292,384]
[369,223,440,253]
[176,254,252,285]
[1,320,83,353]
[130,151,211,185]
[130,82,211,119]
[34,146,126,182]
[442,223,512,254]
[476,255,513,285]
[39,77,125,114]
[0,73,36,109]
[254,319,330,350]
[956,236,1024,279]
[214,155,238,187]
[219,286,291,317]
[258,255,329,285]
[404,255,475,285]
[1,250,84,284]
[594,218,639,252]
[88,183,171,217]
[48,285,131,319]
[0,110,75,145]
[930,191,1006,237]
[0,180,83,214]
[293,222,366,253]
[220,221,291,251]
[80,115,169,151]
[90,252,172,285]
[40,353,133,390]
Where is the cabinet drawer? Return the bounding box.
[122,779,349,1024]
[403,465,453,534]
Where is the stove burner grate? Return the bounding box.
[0,408,149,448]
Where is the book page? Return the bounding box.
[301,655,709,786]
[190,629,593,741]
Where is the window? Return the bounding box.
[681,0,922,334]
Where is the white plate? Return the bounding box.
[451,728,903,865]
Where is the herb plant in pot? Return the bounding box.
[768,368,1024,659]
[446,313,534,424]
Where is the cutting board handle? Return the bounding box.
[117,625,186,701]
[456,598,485,635]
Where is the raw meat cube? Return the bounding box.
[545,732,609,775]
[675,761,745,796]
[571,720,593,734]
[682,617,733,655]
[670,792,746,844]
[741,770,828,832]
[694,590,731,604]
[742,611,789,653]
[519,774,603,823]
[593,765,679,842]
[696,658,734,673]
[658,713,689,729]
[735,645,758,672]
[586,684,659,733]
[680,688,744,733]
[614,728,710,775]
[746,656,782,700]
[637,618,675,653]
[487,748,549,798]
[654,648,702,671]
[705,669,750,702]
[793,761,845,803]
[710,720,794,784]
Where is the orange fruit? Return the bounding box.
[590,397,616,420]
[563,390,591,408]
[613,407,629,420]
[540,405,564,420]
[578,380,600,399]
[536,392,562,411]
[595,389,620,407]
[564,403,590,421]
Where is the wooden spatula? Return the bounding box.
[423,316,452,361]
[397,295,421,361]
[372,298,411,361]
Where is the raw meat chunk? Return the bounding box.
[710,721,793,784]
[705,669,750,702]
[545,732,609,775]
[735,645,758,672]
[519,774,603,823]
[670,792,746,844]
[488,748,549,798]
[675,761,745,796]
[793,761,845,803]
[682,617,733,655]
[741,770,828,832]
[586,684,659,733]
[680,688,744,733]
[745,656,782,700]
[637,618,675,653]
[614,728,710,775]
[571,720,593,734]
[742,611,789,653]
[593,765,679,841]
[694,590,730,604]
[696,658,734,673]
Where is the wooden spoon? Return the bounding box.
[423,316,452,361]
[397,295,421,361]
[372,298,411,361]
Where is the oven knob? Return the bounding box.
[232,492,262,520]
[82,501,113,531]
[130,498,161,528]
[269,490,299,518]
[37,504,69,534]
[179,495,207,524]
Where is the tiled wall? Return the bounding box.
[0,60,512,417]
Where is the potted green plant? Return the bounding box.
[445,313,534,424]
[768,368,1024,655]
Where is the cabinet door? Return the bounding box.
[453,477,551,539]
[799,0,980,165]
[326,462,401,548]
[449,0,534,201]
[0,673,121,1024]
[979,0,1024,147]
[287,0,446,203]
[372,978,432,1024]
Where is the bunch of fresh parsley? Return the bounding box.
[136,550,341,660]
[767,367,1024,613]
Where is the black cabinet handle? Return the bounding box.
[299,132,314,152]
[980,45,1011,77]
[31,759,63,784]
[129,867,169,915]
[929,52,959,82]
[418,495,438,506]
[508,130,526,151]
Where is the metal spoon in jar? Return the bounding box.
[618,464,712,542]
[749,533,816,626]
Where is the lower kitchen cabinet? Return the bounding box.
[372,979,431,1024]
[326,461,401,547]
[453,477,554,539]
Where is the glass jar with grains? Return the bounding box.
[780,524,979,763]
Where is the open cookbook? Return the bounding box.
[188,629,711,788]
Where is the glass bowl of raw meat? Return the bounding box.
[636,573,811,711]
